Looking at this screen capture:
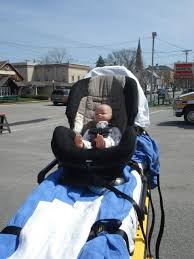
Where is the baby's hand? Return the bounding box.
[95,134,105,149]
[74,134,84,148]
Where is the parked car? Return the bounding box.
[181,88,194,95]
[51,89,70,105]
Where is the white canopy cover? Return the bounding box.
[85,66,150,128]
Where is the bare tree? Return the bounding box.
[106,48,136,72]
[40,48,73,64]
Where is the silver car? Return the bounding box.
[51,89,70,105]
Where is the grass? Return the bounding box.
[18,97,39,102]
[0,96,50,104]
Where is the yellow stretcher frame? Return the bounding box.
[132,193,153,259]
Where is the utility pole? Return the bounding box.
[182,49,192,62]
[182,49,192,91]
[52,80,55,91]
[150,32,157,103]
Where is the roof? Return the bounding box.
[145,69,160,78]
[12,62,90,70]
[154,65,173,71]
[0,61,7,66]
[146,65,173,71]
[0,61,23,81]
[36,63,90,70]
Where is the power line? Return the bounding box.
[0,39,136,53]
[156,37,187,50]
[0,36,190,53]
[0,37,152,50]
[0,36,192,67]
[156,38,193,62]
[143,50,183,54]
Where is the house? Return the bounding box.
[0,61,23,97]
[143,69,161,93]
[148,65,173,86]
[144,64,174,92]
[12,61,90,96]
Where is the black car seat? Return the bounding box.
[51,75,139,187]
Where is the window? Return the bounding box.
[71,75,74,82]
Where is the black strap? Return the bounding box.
[105,184,147,245]
[134,126,146,136]
[128,160,143,175]
[88,219,122,240]
[88,125,111,148]
[115,229,130,254]
[89,126,111,138]
[37,159,58,184]
[147,189,155,258]
[155,175,165,259]
[146,175,165,259]
[1,226,22,236]
[129,160,165,259]
[105,184,144,221]
[87,219,130,253]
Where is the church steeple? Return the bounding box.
[135,38,143,73]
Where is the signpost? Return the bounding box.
[174,63,193,79]
[174,63,194,91]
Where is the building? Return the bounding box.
[0,61,23,97]
[12,61,90,96]
[144,69,161,93]
[152,64,174,88]
[144,64,174,92]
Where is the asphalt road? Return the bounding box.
[0,102,194,259]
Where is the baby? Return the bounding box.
[74,104,121,149]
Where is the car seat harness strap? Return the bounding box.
[105,184,146,239]
[88,124,111,148]
[1,226,22,236]
[87,219,130,254]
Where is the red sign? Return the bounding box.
[174,63,193,79]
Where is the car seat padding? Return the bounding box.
[66,75,138,134]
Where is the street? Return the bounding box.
[0,102,194,259]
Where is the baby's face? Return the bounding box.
[95,105,112,123]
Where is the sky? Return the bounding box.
[0,0,194,68]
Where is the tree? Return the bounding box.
[96,55,105,67]
[105,48,136,72]
[162,71,172,86]
[40,48,73,64]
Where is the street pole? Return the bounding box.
[150,32,157,103]
[182,50,192,90]
[182,49,192,62]
[52,80,55,91]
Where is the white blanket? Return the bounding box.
[84,65,150,128]
[8,197,103,259]
[7,170,142,259]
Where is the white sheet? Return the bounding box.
[8,197,103,259]
[7,169,143,259]
[84,66,150,128]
